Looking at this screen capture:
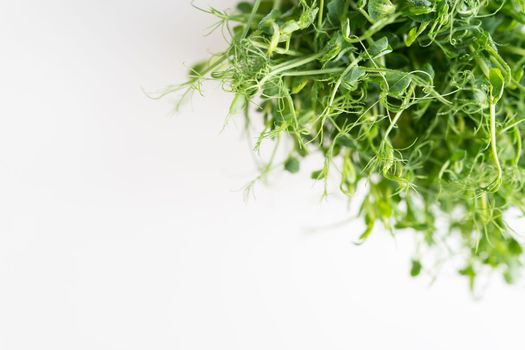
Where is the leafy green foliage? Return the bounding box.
[172,0,525,289]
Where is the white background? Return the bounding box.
[1,1,524,349]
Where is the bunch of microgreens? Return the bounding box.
[169,0,525,288]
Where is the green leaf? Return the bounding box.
[420,63,435,84]
[368,0,396,22]
[279,2,319,36]
[284,157,300,173]
[508,239,523,256]
[340,153,357,194]
[281,20,301,35]
[489,67,504,103]
[258,9,281,33]
[320,34,344,63]
[188,61,208,79]
[410,260,422,277]
[399,0,434,20]
[311,169,325,180]
[368,37,392,59]
[355,199,377,245]
[404,22,429,47]
[341,66,366,91]
[356,222,374,244]
[405,27,419,47]
[356,209,376,244]
[327,0,347,24]
[228,94,247,115]
[385,71,412,97]
[291,79,309,94]
[297,3,318,28]
[236,2,252,13]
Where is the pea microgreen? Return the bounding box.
[172,0,525,289]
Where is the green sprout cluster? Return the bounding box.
[172,0,525,287]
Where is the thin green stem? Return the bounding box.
[329,58,361,107]
[513,125,522,166]
[379,85,416,150]
[318,0,324,28]
[488,98,503,192]
[281,67,344,76]
[501,46,525,57]
[259,52,324,87]
[241,0,262,39]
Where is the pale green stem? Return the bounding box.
[258,52,324,87]
[489,98,503,191]
[318,0,324,28]
[513,126,522,167]
[379,85,416,150]
[382,109,404,145]
[502,46,525,57]
[281,67,344,76]
[328,58,361,107]
[241,0,262,39]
